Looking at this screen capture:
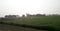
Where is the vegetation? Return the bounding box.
[0,24,46,31]
[0,16,60,31]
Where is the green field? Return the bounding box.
[0,24,46,31]
[0,16,60,31]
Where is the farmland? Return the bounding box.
[0,24,46,31]
[0,16,60,31]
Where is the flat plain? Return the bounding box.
[0,16,60,31]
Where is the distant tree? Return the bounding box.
[5,15,20,18]
[36,14,45,16]
[22,15,25,17]
[26,14,31,17]
[5,15,8,18]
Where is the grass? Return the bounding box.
[0,16,60,31]
[0,24,46,31]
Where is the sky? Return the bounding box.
[0,0,60,17]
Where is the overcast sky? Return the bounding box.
[0,0,60,17]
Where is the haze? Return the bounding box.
[0,0,60,17]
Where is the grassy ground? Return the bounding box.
[0,16,60,31]
[0,24,46,31]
